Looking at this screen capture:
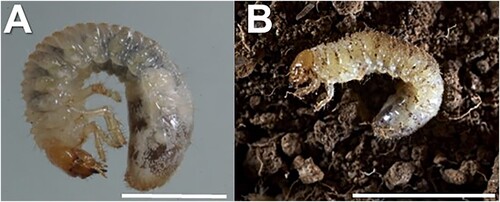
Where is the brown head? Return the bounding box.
[45,146,107,178]
[289,50,316,87]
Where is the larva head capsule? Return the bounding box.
[289,50,317,87]
[45,145,107,179]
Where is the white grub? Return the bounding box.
[289,31,443,139]
[22,23,193,191]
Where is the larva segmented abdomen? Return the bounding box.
[289,31,443,139]
[22,23,193,191]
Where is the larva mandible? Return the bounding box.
[289,31,443,139]
[21,23,194,191]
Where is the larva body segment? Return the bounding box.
[22,23,193,191]
[289,31,443,139]
[124,67,194,191]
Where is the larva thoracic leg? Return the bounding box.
[22,23,193,191]
[289,31,444,139]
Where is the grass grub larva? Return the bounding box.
[22,23,193,191]
[289,31,443,139]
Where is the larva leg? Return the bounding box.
[314,83,335,111]
[74,83,122,103]
[101,111,127,147]
[79,107,127,148]
[82,121,110,161]
[293,78,320,99]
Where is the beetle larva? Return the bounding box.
[21,23,193,191]
[289,30,443,139]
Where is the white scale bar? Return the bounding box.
[122,193,227,199]
[353,193,496,198]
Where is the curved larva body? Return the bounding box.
[289,31,443,139]
[22,23,193,191]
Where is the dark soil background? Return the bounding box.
[235,1,499,201]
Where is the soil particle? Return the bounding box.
[245,138,283,177]
[332,1,364,16]
[281,133,302,157]
[441,168,468,185]
[293,156,324,184]
[433,151,449,165]
[489,1,499,19]
[485,155,499,200]
[384,161,416,190]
